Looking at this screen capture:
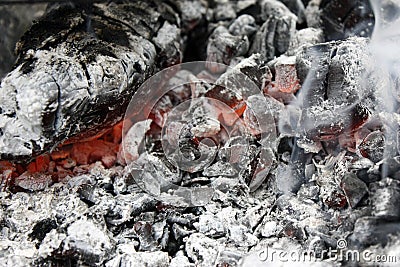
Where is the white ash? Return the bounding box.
[229,15,258,37]
[287,28,325,55]
[250,0,297,60]
[305,0,322,28]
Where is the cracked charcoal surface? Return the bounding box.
[0,1,182,161]
[1,0,400,266]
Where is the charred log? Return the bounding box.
[0,0,184,161]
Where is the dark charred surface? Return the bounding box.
[0,0,182,161]
[320,0,375,41]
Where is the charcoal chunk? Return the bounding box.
[320,0,375,41]
[63,219,113,265]
[358,131,385,163]
[0,1,183,161]
[295,38,371,145]
[340,172,367,208]
[206,26,250,71]
[29,219,57,243]
[250,0,297,60]
[370,178,400,219]
[351,217,400,247]
[228,14,258,37]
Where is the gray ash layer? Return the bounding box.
[1,0,400,267]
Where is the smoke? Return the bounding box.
[369,0,400,177]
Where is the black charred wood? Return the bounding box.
[0,0,184,161]
[320,0,375,41]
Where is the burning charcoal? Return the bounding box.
[77,184,104,206]
[167,70,195,103]
[2,0,400,264]
[212,54,267,95]
[3,192,55,235]
[320,0,375,41]
[314,152,350,208]
[60,158,76,169]
[228,14,258,37]
[51,192,89,225]
[70,139,118,167]
[240,202,268,230]
[356,167,381,185]
[248,150,276,193]
[185,233,220,267]
[243,94,283,134]
[295,38,370,144]
[370,178,400,219]
[281,221,306,240]
[206,26,250,72]
[238,144,259,185]
[153,220,168,246]
[250,0,297,60]
[13,172,53,192]
[304,163,316,180]
[121,119,152,162]
[0,1,183,161]
[274,55,301,94]
[340,172,368,208]
[166,211,195,226]
[358,131,385,163]
[150,95,174,128]
[134,221,158,251]
[295,41,332,90]
[63,219,113,265]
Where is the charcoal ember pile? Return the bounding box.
[1,0,400,266]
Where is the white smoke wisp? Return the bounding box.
[369,0,400,111]
[369,0,400,177]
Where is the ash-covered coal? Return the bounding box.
[1,0,400,266]
[0,0,182,161]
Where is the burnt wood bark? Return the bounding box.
[0,0,184,161]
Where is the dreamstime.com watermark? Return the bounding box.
[257,239,399,264]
